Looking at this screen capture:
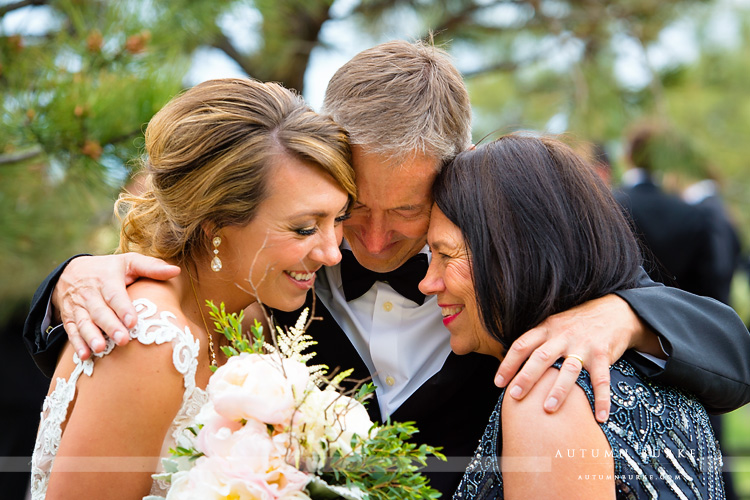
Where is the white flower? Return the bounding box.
[290,388,375,471]
[166,430,311,500]
[207,353,310,425]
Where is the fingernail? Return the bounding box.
[124,314,135,327]
[495,375,505,387]
[78,349,87,359]
[113,331,125,344]
[509,385,522,398]
[598,410,609,421]
[544,397,558,411]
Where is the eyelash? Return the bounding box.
[295,227,317,236]
[335,213,351,223]
[294,213,351,236]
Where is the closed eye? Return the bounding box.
[294,226,317,236]
[335,213,352,224]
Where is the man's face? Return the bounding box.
[343,145,439,273]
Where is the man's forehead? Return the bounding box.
[351,145,440,173]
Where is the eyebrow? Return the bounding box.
[288,202,350,219]
[428,239,451,252]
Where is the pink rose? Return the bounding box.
[195,410,265,458]
[208,353,310,425]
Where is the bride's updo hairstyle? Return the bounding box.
[116,79,356,266]
[433,134,642,348]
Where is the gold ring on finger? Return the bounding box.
[566,354,585,366]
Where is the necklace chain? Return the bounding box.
[186,266,217,367]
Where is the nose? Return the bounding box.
[310,224,343,267]
[418,259,444,296]
[360,214,391,255]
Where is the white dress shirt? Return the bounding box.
[314,246,452,421]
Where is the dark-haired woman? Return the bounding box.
[419,134,725,499]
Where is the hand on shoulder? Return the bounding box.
[47,278,189,500]
[501,367,615,500]
[53,253,180,360]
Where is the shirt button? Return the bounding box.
[383,301,393,312]
[385,376,395,386]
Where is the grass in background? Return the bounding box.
[724,405,750,499]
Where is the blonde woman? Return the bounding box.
[31,79,356,499]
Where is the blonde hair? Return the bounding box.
[116,79,356,265]
[322,39,472,168]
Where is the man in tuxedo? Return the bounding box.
[682,176,742,306]
[24,41,750,495]
[616,124,745,500]
[615,125,719,298]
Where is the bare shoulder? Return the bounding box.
[501,367,615,500]
[47,280,190,499]
[127,277,186,323]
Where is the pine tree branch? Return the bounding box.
[0,146,43,165]
[0,0,48,17]
[211,32,253,77]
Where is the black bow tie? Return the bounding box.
[340,249,428,305]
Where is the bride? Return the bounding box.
[31,78,356,499]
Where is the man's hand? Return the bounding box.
[494,294,662,423]
[51,253,180,360]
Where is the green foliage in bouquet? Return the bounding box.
[204,302,446,500]
[324,423,445,500]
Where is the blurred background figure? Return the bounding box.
[681,169,742,306]
[614,122,717,296]
[614,122,741,500]
[590,142,613,186]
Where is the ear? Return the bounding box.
[200,221,218,239]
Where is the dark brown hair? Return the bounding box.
[434,133,642,346]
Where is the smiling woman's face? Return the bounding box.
[219,155,350,312]
[418,206,504,359]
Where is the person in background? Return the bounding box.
[615,122,742,500]
[614,123,718,297]
[681,168,742,306]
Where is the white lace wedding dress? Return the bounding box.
[30,298,208,499]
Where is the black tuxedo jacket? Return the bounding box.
[23,258,750,496]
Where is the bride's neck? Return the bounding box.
[179,259,257,319]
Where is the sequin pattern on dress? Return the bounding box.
[452,359,725,499]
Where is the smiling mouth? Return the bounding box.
[285,271,315,282]
[439,304,465,326]
[440,305,465,318]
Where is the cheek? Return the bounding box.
[394,217,430,239]
[252,238,309,274]
[334,225,345,244]
[444,260,474,297]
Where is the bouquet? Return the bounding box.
[146,303,444,500]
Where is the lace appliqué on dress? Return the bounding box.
[453,359,725,500]
[30,298,206,500]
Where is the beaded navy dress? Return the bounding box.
[453,359,725,499]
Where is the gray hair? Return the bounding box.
[322,39,472,169]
